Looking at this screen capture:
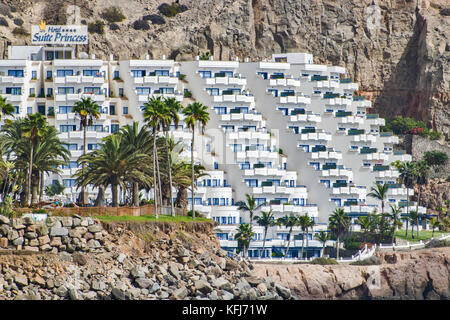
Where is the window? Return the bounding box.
[64,144,78,151]
[47,88,53,97]
[214,106,227,114]
[155,70,169,76]
[6,87,21,95]
[88,144,99,150]
[58,106,72,114]
[83,70,101,77]
[38,105,45,115]
[14,106,19,114]
[84,87,101,94]
[159,87,174,94]
[63,179,76,187]
[27,107,33,114]
[131,70,145,77]
[58,87,74,94]
[206,88,219,96]
[46,71,52,79]
[31,71,37,79]
[111,124,119,133]
[29,88,35,96]
[245,179,258,187]
[62,161,78,169]
[56,69,74,77]
[114,71,120,79]
[86,125,104,132]
[8,70,24,77]
[136,87,151,95]
[123,106,128,115]
[109,105,116,115]
[60,125,76,132]
[199,70,212,78]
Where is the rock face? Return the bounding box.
[0,0,449,136]
[0,220,289,300]
[252,248,450,299]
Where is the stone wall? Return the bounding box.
[0,215,106,253]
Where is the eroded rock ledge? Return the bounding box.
[253,248,450,300]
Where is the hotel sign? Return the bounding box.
[31,20,88,45]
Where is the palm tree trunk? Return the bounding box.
[336,236,340,259]
[155,141,163,213]
[165,131,175,216]
[39,171,44,205]
[94,185,105,207]
[27,144,34,207]
[78,124,87,206]
[321,243,326,257]
[405,188,409,237]
[191,128,195,220]
[416,188,421,238]
[111,183,118,207]
[301,231,305,259]
[261,228,267,258]
[132,182,139,207]
[153,129,158,218]
[285,228,293,258]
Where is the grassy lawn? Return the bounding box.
[95,214,212,223]
[394,230,449,242]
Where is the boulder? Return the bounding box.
[50,227,69,237]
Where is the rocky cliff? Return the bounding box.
[0,0,448,135]
[253,248,450,299]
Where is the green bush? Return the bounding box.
[158,3,187,17]
[199,51,212,61]
[132,19,150,31]
[0,17,8,27]
[101,7,125,23]
[32,208,47,214]
[183,89,192,98]
[12,26,29,36]
[309,257,338,265]
[427,130,442,140]
[88,20,104,34]
[423,150,448,167]
[382,116,429,135]
[187,210,205,218]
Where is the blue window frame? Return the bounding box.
[199,71,212,78]
[46,71,52,79]
[13,106,19,114]
[8,70,24,77]
[56,69,73,77]
[88,144,99,150]
[62,161,78,169]
[58,106,72,114]
[27,107,33,114]
[206,88,219,96]
[123,106,128,115]
[214,106,227,114]
[159,87,174,94]
[32,71,37,79]
[64,144,78,151]
[131,70,145,77]
[155,70,169,76]
[63,179,76,187]
[136,87,151,95]
[60,125,76,132]
[114,71,120,79]
[6,87,21,95]
[111,124,119,133]
[83,69,101,77]
[245,179,258,187]
[84,87,101,94]
[57,87,74,94]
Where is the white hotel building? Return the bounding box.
[0,44,426,258]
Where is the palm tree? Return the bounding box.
[234,223,254,259]
[367,182,389,214]
[0,95,15,124]
[393,160,417,237]
[277,214,299,258]
[236,193,265,226]
[119,122,153,207]
[45,180,65,197]
[72,97,101,205]
[143,96,167,217]
[162,97,182,216]
[388,204,402,244]
[408,210,419,239]
[298,215,312,259]
[182,102,210,220]
[329,208,351,259]
[356,216,372,241]
[253,210,274,258]
[22,113,49,207]
[75,134,151,207]
[429,217,440,238]
[314,231,330,257]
